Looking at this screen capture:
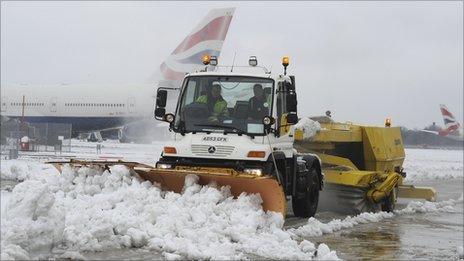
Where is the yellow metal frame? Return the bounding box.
[294,121,436,203]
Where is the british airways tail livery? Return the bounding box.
[0,8,235,137]
[438,104,461,137]
[421,104,463,141]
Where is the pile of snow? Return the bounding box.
[396,193,463,215]
[1,164,338,260]
[292,118,321,140]
[0,159,57,182]
[289,212,394,237]
[290,193,463,239]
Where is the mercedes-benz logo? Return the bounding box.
[208,146,216,153]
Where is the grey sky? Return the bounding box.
[1,1,462,128]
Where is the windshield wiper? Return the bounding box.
[194,124,247,135]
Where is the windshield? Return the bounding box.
[174,76,274,135]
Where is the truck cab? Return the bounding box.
[154,56,323,217]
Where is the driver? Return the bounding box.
[196,83,229,121]
[248,84,270,120]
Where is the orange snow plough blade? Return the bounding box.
[48,160,287,217]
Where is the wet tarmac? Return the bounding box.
[297,178,464,260]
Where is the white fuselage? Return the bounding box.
[1,83,155,132]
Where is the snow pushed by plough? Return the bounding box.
[1,165,338,260]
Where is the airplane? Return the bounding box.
[0,8,235,142]
[421,104,463,141]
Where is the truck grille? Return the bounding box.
[191,144,235,157]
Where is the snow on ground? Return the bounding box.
[404,148,463,181]
[1,159,57,182]
[1,141,462,260]
[0,164,338,260]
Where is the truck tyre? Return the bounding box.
[292,166,320,218]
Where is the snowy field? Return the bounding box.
[0,141,463,260]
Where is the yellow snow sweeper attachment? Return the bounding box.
[292,117,437,214]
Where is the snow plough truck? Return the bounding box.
[50,55,436,217]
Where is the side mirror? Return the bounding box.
[286,93,297,112]
[286,112,299,124]
[262,116,275,131]
[156,90,168,108]
[154,107,166,120]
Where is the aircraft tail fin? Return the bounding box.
[438,104,460,136]
[149,8,235,85]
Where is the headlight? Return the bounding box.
[244,168,263,176]
[157,163,172,169]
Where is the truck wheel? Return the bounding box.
[381,188,397,212]
[292,167,320,218]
